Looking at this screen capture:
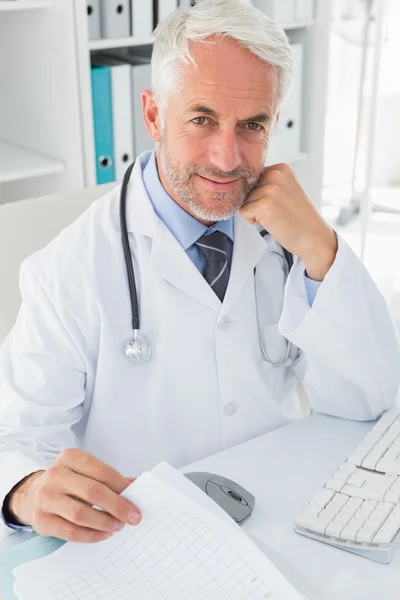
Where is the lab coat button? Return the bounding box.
[218,318,231,331]
[224,402,238,416]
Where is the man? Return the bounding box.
[0,0,399,544]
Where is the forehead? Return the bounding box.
[176,37,280,114]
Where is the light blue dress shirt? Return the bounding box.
[142,152,320,305]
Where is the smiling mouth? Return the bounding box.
[198,175,240,184]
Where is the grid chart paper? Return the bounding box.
[14,470,303,600]
[48,502,275,600]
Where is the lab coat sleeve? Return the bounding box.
[0,260,86,537]
[279,234,400,421]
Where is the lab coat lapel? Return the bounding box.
[124,162,265,313]
[220,215,267,318]
[124,160,221,311]
[150,219,221,312]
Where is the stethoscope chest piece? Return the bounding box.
[125,331,152,364]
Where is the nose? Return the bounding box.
[208,130,241,174]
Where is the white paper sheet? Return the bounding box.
[13,465,307,600]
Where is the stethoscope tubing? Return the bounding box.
[120,161,293,366]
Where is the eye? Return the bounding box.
[192,117,210,125]
[246,122,263,131]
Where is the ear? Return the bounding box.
[141,90,162,142]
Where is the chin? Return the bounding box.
[192,201,239,222]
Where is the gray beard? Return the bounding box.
[159,139,261,222]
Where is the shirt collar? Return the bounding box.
[141,151,234,250]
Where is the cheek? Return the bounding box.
[169,130,209,164]
[241,140,268,172]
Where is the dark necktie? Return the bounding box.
[195,231,230,302]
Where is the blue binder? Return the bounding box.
[91,66,115,184]
[0,536,65,600]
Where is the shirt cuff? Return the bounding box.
[304,272,322,306]
[0,512,34,533]
[0,451,48,538]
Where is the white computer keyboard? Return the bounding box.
[294,404,400,563]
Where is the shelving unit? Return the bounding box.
[0,1,332,208]
[0,141,64,184]
[0,0,54,11]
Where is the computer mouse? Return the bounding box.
[184,471,255,525]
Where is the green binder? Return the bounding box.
[0,536,65,600]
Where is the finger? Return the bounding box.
[239,198,270,223]
[59,469,141,526]
[263,163,289,174]
[59,449,132,495]
[36,513,115,543]
[49,494,126,533]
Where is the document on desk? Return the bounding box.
[12,463,307,600]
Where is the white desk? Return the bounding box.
[0,414,398,599]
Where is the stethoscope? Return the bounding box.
[120,161,294,367]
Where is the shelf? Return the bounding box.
[282,19,315,29]
[88,19,314,52]
[0,0,54,11]
[0,140,64,184]
[89,36,155,51]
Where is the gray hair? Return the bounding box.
[151,0,294,122]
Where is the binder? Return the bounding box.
[92,57,135,181]
[99,0,130,39]
[266,43,303,165]
[91,66,116,184]
[131,0,153,38]
[156,0,178,25]
[0,535,64,600]
[86,0,101,40]
[252,0,296,24]
[131,58,155,156]
[296,0,314,21]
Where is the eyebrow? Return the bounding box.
[187,104,272,124]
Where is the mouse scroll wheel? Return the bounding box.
[228,490,243,502]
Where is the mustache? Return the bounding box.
[185,164,258,181]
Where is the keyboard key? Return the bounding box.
[347,473,366,488]
[340,524,358,541]
[356,527,375,543]
[338,463,357,476]
[372,406,399,433]
[295,512,332,535]
[304,504,322,517]
[309,488,335,509]
[325,476,346,493]
[385,490,400,503]
[377,458,400,475]
[326,520,346,538]
[347,448,369,466]
[362,448,387,471]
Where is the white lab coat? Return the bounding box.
[0,156,399,536]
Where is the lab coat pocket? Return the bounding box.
[261,324,292,367]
